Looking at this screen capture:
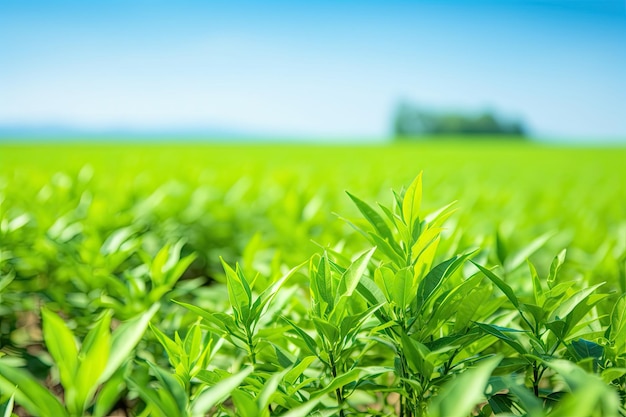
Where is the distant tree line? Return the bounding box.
[393,101,527,139]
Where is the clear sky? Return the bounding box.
[1,0,625,141]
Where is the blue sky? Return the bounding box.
[1,0,625,141]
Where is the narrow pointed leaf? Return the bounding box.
[101,303,159,383]
[335,247,376,305]
[41,307,79,391]
[346,191,394,242]
[190,367,253,417]
[402,172,423,230]
[0,362,69,417]
[472,261,519,309]
[429,356,501,417]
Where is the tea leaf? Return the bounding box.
[402,172,423,231]
[127,377,180,417]
[472,261,519,309]
[41,307,78,391]
[335,247,376,305]
[279,398,322,417]
[608,294,626,352]
[190,367,253,417]
[0,361,69,417]
[475,322,528,356]
[547,249,567,289]
[346,191,394,242]
[284,317,320,357]
[147,361,187,412]
[429,355,501,417]
[505,232,554,272]
[0,395,14,417]
[73,311,112,414]
[101,303,159,383]
[392,267,414,311]
[417,255,458,310]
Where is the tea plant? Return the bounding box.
[0,142,625,416]
[342,174,497,416]
[0,305,157,416]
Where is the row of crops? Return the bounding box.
[0,142,625,416]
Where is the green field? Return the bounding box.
[0,141,625,416]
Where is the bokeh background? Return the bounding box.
[1,0,625,143]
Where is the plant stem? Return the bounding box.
[328,351,345,417]
[532,363,540,397]
[246,330,257,365]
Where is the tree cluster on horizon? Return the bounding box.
[393,101,527,139]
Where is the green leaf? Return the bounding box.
[101,227,135,255]
[127,377,178,417]
[0,361,69,417]
[147,361,187,412]
[425,200,457,228]
[367,232,405,265]
[310,254,332,313]
[150,243,171,286]
[411,226,442,263]
[279,398,322,417]
[527,260,544,306]
[231,389,257,417]
[546,319,567,340]
[254,262,305,321]
[417,255,458,310]
[150,324,181,367]
[609,294,626,352]
[346,191,394,242]
[454,284,492,331]
[73,312,112,415]
[284,356,317,386]
[548,283,604,322]
[392,267,414,311]
[173,300,214,323]
[570,339,603,361]
[374,266,394,302]
[313,368,361,397]
[340,303,383,342]
[544,360,621,417]
[283,317,319,357]
[190,367,253,417]
[400,332,433,378]
[357,273,388,308]
[41,307,79,392]
[101,303,159,383]
[221,259,251,323]
[257,368,289,410]
[429,355,501,417]
[475,322,528,356]
[93,368,126,417]
[488,394,515,414]
[601,368,626,384]
[312,317,339,345]
[334,247,376,306]
[425,274,483,334]
[520,303,546,328]
[504,232,554,273]
[472,261,519,309]
[495,230,508,266]
[0,395,14,417]
[402,172,423,231]
[543,359,593,391]
[505,381,544,417]
[547,249,566,289]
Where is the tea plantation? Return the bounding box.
[0,141,624,416]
